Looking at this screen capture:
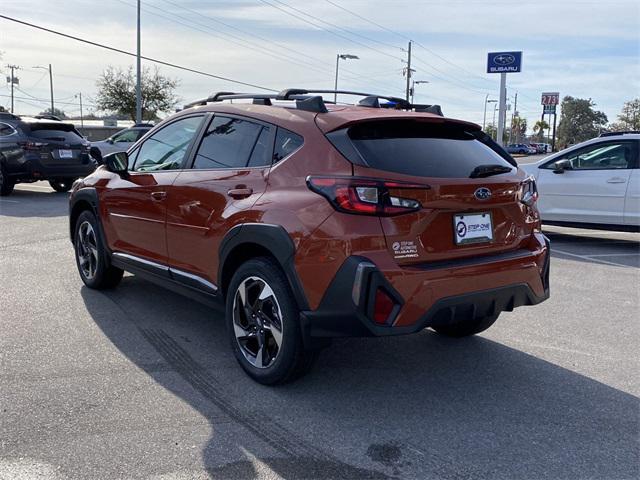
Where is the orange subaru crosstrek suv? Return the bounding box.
[69,90,550,384]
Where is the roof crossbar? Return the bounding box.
[183,89,441,115]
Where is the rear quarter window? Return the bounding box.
[344,121,513,178]
[27,124,84,143]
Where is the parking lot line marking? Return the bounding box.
[16,185,52,191]
[0,199,19,203]
[552,248,633,267]
[587,253,640,257]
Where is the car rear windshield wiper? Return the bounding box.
[469,164,513,178]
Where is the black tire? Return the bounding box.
[431,314,500,338]
[225,257,316,385]
[73,210,123,289]
[49,178,74,193]
[0,164,15,196]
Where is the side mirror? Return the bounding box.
[106,138,115,144]
[103,151,129,176]
[552,159,572,174]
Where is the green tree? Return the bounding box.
[485,124,497,141]
[609,98,640,131]
[511,116,527,143]
[39,107,67,119]
[533,119,550,141]
[556,96,607,148]
[96,66,179,121]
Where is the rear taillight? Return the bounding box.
[520,176,538,207]
[306,176,428,216]
[18,141,47,151]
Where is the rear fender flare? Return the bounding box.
[218,223,309,310]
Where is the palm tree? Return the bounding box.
[533,120,550,141]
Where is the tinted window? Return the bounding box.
[112,129,141,143]
[29,126,84,143]
[347,121,513,178]
[246,126,273,167]
[133,115,203,172]
[273,128,303,162]
[545,141,636,170]
[193,116,263,169]
[0,123,15,137]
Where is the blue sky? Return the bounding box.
[1,0,638,130]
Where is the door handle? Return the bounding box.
[227,187,253,199]
[150,191,167,201]
[606,178,626,184]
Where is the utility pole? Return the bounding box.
[76,93,84,128]
[405,40,412,102]
[509,92,518,143]
[48,64,54,114]
[552,111,558,152]
[6,65,20,113]
[135,0,142,124]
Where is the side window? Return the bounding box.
[247,126,273,167]
[544,142,636,170]
[112,129,139,143]
[133,116,203,172]
[273,128,303,162]
[0,123,15,137]
[192,116,262,169]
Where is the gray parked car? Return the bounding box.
[90,124,152,162]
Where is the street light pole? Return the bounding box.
[483,98,497,132]
[135,0,142,124]
[34,64,55,114]
[411,80,428,104]
[76,93,84,128]
[333,54,359,104]
[492,104,498,140]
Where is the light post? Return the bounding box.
[33,64,54,114]
[411,80,429,104]
[136,0,142,124]
[492,104,498,140]
[75,93,84,128]
[483,97,497,131]
[334,54,359,103]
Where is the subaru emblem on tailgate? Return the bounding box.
[474,187,492,200]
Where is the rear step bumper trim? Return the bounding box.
[408,248,534,271]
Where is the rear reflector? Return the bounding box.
[373,288,395,325]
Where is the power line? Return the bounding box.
[256,0,405,63]
[0,14,277,92]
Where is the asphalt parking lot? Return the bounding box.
[1,182,639,480]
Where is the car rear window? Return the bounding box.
[343,120,514,178]
[27,124,84,143]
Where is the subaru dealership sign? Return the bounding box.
[487,52,523,73]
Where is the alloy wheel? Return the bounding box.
[76,221,99,280]
[232,276,284,369]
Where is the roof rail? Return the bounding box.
[33,114,62,121]
[600,130,640,137]
[183,89,442,115]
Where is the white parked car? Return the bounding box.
[521,132,639,231]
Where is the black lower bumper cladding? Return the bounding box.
[300,242,550,345]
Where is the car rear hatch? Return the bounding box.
[322,116,535,265]
[23,122,90,166]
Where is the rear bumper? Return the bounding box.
[300,234,550,343]
[8,154,97,181]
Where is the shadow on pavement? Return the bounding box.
[81,276,639,479]
[0,187,69,218]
